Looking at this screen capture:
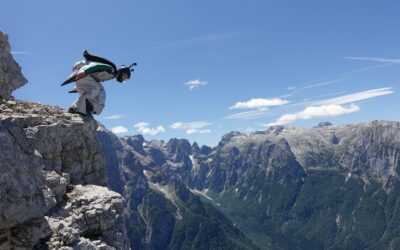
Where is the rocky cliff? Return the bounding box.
[0,30,27,99]
[0,99,129,249]
[0,31,129,249]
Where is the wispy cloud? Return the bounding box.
[229,98,289,110]
[329,57,400,80]
[282,78,345,98]
[171,121,211,134]
[134,122,165,136]
[345,56,400,64]
[171,121,211,129]
[267,104,360,126]
[111,126,128,134]
[181,31,241,44]
[223,110,272,120]
[184,79,208,90]
[283,55,399,99]
[287,88,393,109]
[187,129,211,135]
[314,87,394,106]
[11,51,33,55]
[133,31,242,54]
[336,64,394,79]
[304,78,344,89]
[102,114,125,120]
[267,87,394,126]
[282,56,398,99]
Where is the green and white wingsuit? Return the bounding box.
[62,51,135,116]
[70,61,115,115]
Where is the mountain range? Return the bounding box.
[98,120,400,249]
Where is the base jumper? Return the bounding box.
[61,50,136,116]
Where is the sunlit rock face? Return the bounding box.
[0,99,129,249]
[0,30,27,99]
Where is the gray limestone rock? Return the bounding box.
[0,217,52,249]
[46,171,68,202]
[47,185,129,249]
[0,99,107,186]
[0,30,27,99]
[0,124,48,230]
[0,99,129,249]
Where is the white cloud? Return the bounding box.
[229,98,289,110]
[314,87,394,106]
[102,114,124,120]
[134,122,165,135]
[184,79,208,90]
[111,126,128,134]
[171,121,211,134]
[268,104,360,126]
[345,56,400,64]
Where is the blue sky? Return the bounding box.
[3,0,400,146]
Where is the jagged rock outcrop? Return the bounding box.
[0,100,129,249]
[0,30,27,99]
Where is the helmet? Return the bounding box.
[116,66,131,83]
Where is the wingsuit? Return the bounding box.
[62,51,135,116]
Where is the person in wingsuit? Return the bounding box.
[62,50,136,116]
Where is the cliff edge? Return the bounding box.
[0,31,129,249]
